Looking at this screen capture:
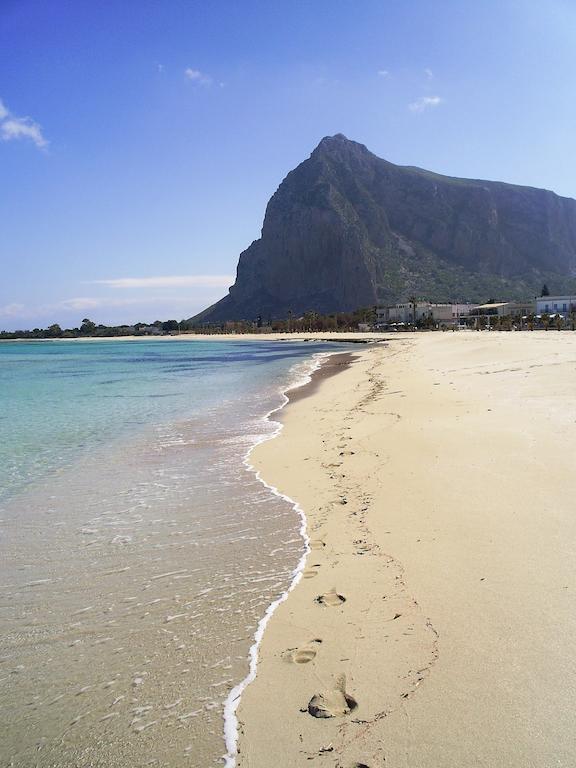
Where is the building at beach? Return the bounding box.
[467,301,535,319]
[535,295,576,317]
[376,302,476,327]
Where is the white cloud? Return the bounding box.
[0,295,203,319]
[55,295,214,312]
[58,297,104,311]
[0,98,48,149]
[409,95,444,112]
[424,68,434,80]
[0,293,227,328]
[91,275,233,289]
[2,118,48,147]
[184,68,212,86]
[0,302,26,317]
[377,69,390,78]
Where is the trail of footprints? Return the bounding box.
[278,349,438,768]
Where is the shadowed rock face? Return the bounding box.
[194,134,576,322]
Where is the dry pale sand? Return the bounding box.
[236,331,576,768]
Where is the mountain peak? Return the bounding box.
[193,135,576,323]
[312,133,372,164]
[315,133,358,150]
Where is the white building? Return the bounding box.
[535,296,576,317]
[467,301,535,318]
[376,302,475,327]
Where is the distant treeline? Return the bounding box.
[214,307,377,333]
[0,308,377,339]
[0,318,181,340]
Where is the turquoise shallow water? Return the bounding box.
[0,338,338,503]
[0,338,345,768]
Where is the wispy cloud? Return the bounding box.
[409,95,444,113]
[57,297,107,311]
[1,295,200,320]
[0,98,48,149]
[90,275,233,289]
[377,69,390,78]
[0,277,232,325]
[184,68,213,86]
[0,302,26,318]
[63,295,204,308]
[0,298,151,318]
[424,68,434,80]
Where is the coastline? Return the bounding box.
[223,349,358,766]
[283,351,358,405]
[1,340,353,768]
[0,332,389,344]
[233,332,576,767]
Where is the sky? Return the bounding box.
[1,0,576,330]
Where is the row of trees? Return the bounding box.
[4,301,576,340]
[196,307,378,334]
[0,318,187,340]
[70,309,383,336]
[473,312,576,331]
[0,308,378,339]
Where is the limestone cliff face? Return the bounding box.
[195,134,576,321]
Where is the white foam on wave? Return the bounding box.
[222,350,337,767]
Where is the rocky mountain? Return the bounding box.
[194,134,576,322]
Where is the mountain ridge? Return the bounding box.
[194,134,576,322]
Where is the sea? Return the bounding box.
[0,337,345,768]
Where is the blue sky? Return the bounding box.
[1,0,576,329]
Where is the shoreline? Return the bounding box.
[234,332,576,766]
[0,332,390,344]
[223,349,358,766]
[283,351,359,405]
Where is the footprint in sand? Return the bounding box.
[309,540,325,551]
[354,540,372,555]
[282,639,322,664]
[315,588,346,607]
[307,674,357,718]
[303,565,321,579]
[293,648,316,664]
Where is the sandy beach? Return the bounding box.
[0,332,386,343]
[235,331,576,767]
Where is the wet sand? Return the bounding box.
[235,331,576,767]
[285,352,358,404]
